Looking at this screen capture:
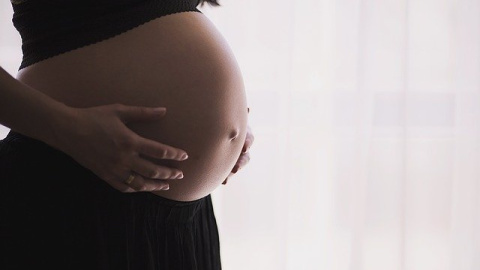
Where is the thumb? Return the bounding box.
[117,105,167,124]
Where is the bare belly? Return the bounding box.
[15,12,249,201]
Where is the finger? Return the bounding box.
[232,153,250,173]
[136,136,188,161]
[223,170,235,185]
[242,138,253,153]
[122,186,137,193]
[116,105,167,124]
[108,178,137,193]
[124,173,170,192]
[131,158,183,180]
[232,154,245,173]
[242,127,254,153]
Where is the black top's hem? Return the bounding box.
[15,1,202,70]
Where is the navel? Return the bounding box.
[228,128,240,141]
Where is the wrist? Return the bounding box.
[41,103,79,152]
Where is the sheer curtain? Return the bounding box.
[1,0,480,269]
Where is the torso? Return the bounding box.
[15,12,249,201]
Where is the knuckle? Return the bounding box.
[130,183,142,191]
[117,136,136,150]
[165,170,175,179]
[112,103,125,112]
[147,169,159,179]
[155,171,166,179]
[144,184,155,192]
[163,149,170,159]
[158,149,168,159]
[137,185,148,192]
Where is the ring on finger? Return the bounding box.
[123,172,136,185]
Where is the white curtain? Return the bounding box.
[2,0,480,269]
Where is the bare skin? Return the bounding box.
[0,67,190,193]
[16,12,250,201]
[223,122,254,185]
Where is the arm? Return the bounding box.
[0,66,188,192]
[0,66,71,145]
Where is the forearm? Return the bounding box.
[0,66,73,146]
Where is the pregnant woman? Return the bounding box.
[0,0,253,269]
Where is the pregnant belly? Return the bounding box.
[15,12,249,201]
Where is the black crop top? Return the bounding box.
[11,0,202,70]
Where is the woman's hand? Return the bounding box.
[223,121,254,185]
[54,104,188,193]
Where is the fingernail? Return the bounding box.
[180,153,188,160]
[153,107,166,113]
[163,185,170,190]
[177,173,184,179]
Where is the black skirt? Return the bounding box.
[0,130,221,270]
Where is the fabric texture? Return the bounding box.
[0,130,221,270]
[10,0,202,70]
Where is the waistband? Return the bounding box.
[1,130,209,213]
[3,130,50,145]
[1,130,64,159]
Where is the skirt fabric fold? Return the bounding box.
[0,130,221,270]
